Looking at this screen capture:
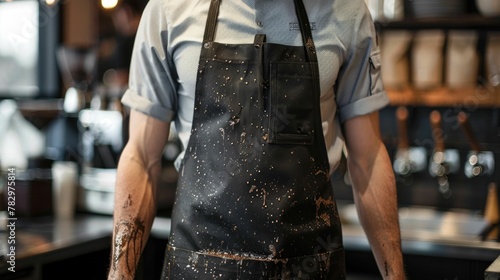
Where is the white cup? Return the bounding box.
[383,0,405,21]
[52,161,78,219]
[476,0,500,17]
[486,33,500,87]
[446,31,479,89]
[412,30,446,90]
[381,30,412,89]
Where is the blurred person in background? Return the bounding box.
[98,0,145,89]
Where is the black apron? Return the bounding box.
[162,0,345,278]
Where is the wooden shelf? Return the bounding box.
[377,16,500,108]
[376,15,500,30]
[386,87,500,107]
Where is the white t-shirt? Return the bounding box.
[121,0,389,173]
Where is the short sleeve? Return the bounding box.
[334,5,389,123]
[121,0,178,122]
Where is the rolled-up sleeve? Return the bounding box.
[121,0,178,122]
[335,6,389,123]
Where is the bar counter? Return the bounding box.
[0,208,498,279]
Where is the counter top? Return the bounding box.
[0,214,171,274]
[0,215,113,270]
[340,203,500,261]
[0,209,499,274]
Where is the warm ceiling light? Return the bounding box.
[101,0,119,9]
[45,0,57,6]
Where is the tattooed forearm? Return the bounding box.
[111,217,146,277]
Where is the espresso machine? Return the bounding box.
[45,46,97,162]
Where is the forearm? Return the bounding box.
[108,145,161,280]
[348,144,405,279]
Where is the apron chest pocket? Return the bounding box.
[267,61,315,145]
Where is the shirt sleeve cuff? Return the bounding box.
[121,89,176,122]
[338,91,390,123]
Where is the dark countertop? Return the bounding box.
[340,203,500,262]
[0,208,499,274]
[0,215,113,269]
[0,214,171,274]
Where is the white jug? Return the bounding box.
[476,0,500,17]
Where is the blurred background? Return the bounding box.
[0,0,499,279]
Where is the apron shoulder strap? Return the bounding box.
[254,34,267,45]
[293,0,318,64]
[203,0,221,44]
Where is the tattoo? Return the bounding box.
[384,261,389,276]
[123,194,133,209]
[111,218,146,276]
